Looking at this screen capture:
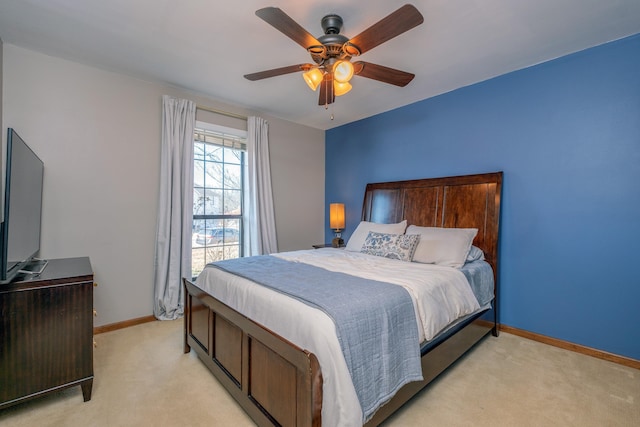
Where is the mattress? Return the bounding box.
[195,248,493,426]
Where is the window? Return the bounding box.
[192,124,246,277]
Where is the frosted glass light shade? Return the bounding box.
[333,60,354,83]
[303,68,324,91]
[334,81,352,96]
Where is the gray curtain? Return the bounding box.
[245,116,278,255]
[153,95,196,320]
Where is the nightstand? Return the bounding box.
[312,243,344,249]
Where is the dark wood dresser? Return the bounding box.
[0,257,94,409]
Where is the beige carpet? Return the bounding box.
[0,319,637,426]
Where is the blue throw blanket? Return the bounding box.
[460,260,495,307]
[211,255,423,423]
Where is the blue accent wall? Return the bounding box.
[325,34,640,360]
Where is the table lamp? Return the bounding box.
[329,203,345,247]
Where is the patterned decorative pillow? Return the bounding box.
[360,231,420,262]
[345,220,408,252]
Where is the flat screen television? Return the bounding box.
[0,128,45,284]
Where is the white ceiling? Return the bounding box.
[1,0,639,130]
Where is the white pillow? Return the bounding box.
[345,220,408,252]
[406,225,478,268]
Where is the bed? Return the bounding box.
[183,171,502,426]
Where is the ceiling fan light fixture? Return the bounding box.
[334,80,352,96]
[303,68,324,91]
[246,5,424,106]
[333,60,354,83]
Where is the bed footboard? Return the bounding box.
[183,278,323,427]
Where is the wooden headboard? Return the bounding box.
[361,172,503,282]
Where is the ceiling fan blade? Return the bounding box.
[318,74,335,106]
[353,61,415,87]
[244,64,314,81]
[256,7,323,50]
[347,4,423,55]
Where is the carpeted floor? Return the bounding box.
[0,319,637,426]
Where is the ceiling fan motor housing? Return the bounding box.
[321,14,343,34]
[313,14,355,64]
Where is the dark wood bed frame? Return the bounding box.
[183,171,503,426]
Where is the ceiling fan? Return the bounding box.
[244,4,424,106]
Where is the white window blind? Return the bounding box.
[193,128,246,151]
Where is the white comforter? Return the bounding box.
[196,248,481,426]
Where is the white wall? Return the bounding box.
[2,44,325,327]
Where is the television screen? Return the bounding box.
[0,129,45,283]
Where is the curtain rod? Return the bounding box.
[196,105,247,121]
